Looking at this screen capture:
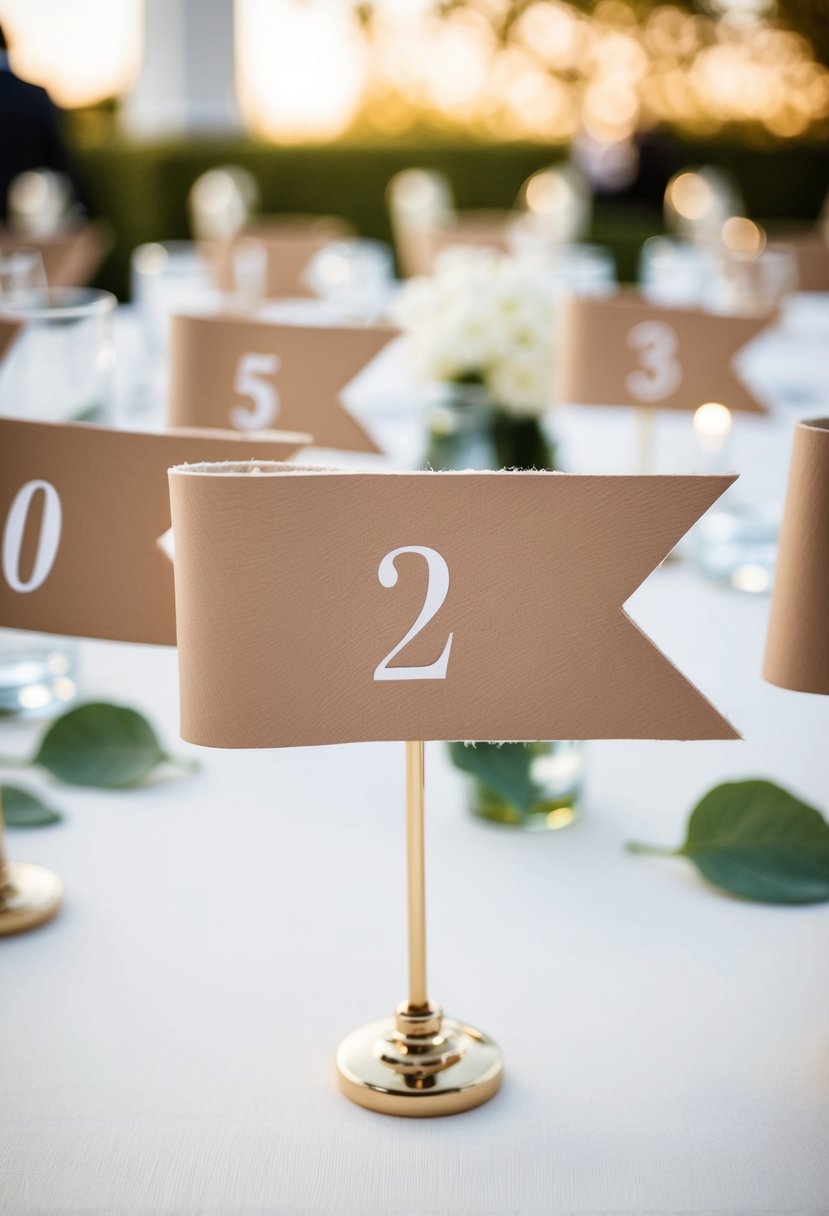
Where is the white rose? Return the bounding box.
[488,349,554,417]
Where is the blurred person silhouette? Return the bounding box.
[0,21,89,222]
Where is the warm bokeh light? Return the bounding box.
[2,0,827,144]
[694,402,734,439]
[287,0,829,144]
[721,216,767,255]
[235,0,367,142]
[0,0,142,108]
[667,172,717,223]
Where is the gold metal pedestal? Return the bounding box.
[0,796,63,936]
[337,1003,503,1117]
[336,742,503,1116]
[0,860,63,936]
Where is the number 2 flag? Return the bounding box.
[168,462,739,744]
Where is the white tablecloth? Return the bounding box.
[2,300,829,1216]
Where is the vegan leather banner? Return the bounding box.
[0,318,22,362]
[558,292,772,413]
[168,313,395,454]
[0,223,112,289]
[764,418,829,694]
[169,464,739,746]
[212,216,353,298]
[0,419,309,645]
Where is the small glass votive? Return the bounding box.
[0,287,116,424]
[0,247,48,308]
[639,236,714,307]
[131,240,218,354]
[0,288,114,716]
[304,239,395,322]
[550,242,617,298]
[456,741,586,832]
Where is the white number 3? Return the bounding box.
[374,546,453,681]
[231,352,280,430]
[626,320,682,403]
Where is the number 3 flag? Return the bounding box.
[168,463,739,744]
[558,292,772,414]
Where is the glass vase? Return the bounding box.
[452,741,585,832]
[424,383,556,472]
[429,402,582,831]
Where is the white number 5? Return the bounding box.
[231,352,280,430]
[626,320,682,403]
[374,546,453,681]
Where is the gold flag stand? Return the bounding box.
[336,740,503,1116]
[0,793,62,936]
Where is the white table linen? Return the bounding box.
[2,298,829,1216]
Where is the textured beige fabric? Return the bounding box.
[168,465,737,745]
[764,418,829,694]
[559,291,772,413]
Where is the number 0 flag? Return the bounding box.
[168,463,739,744]
[0,419,309,645]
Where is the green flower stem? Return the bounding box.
[625,841,675,857]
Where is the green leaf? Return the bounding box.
[1,784,62,827]
[448,742,538,817]
[33,702,169,789]
[628,780,829,905]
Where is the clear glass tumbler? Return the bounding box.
[0,287,116,715]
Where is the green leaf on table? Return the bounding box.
[1,784,63,827]
[628,780,829,905]
[448,742,537,817]
[33,702,171,789]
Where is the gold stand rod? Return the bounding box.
[405,740,427,1010]
[335,739,504,1113]
[635,405,656,474]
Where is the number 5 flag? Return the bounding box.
[168,463,739,745]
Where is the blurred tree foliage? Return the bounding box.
[777,0,829,66]
[420,0,829,66]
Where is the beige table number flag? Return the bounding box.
[0,318,23,363]
[559,292,772,413]
[764,418,829,694]
[0,419,309,645]
[168,314,395,454]
[168,464,739,745]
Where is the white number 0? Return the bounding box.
[2,480,62,593]
[625,320,682,403]
[231,352,280,430]
[373,546,453,681]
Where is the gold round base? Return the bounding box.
[0,862,63,936]
[336,1016,503,1117]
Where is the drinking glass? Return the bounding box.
[0,287,116,715]
[692,246,799,593]
[304,239,395,321]
[0,247,48,308]
[131,241,217,354]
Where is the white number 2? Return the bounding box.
[626,320,682,403]
[2,480,62,593]
[231,352,280,430]
[374,546,453,681]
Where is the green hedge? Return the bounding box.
[73,137,829,299]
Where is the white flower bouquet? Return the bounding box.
[391,247,557,418]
